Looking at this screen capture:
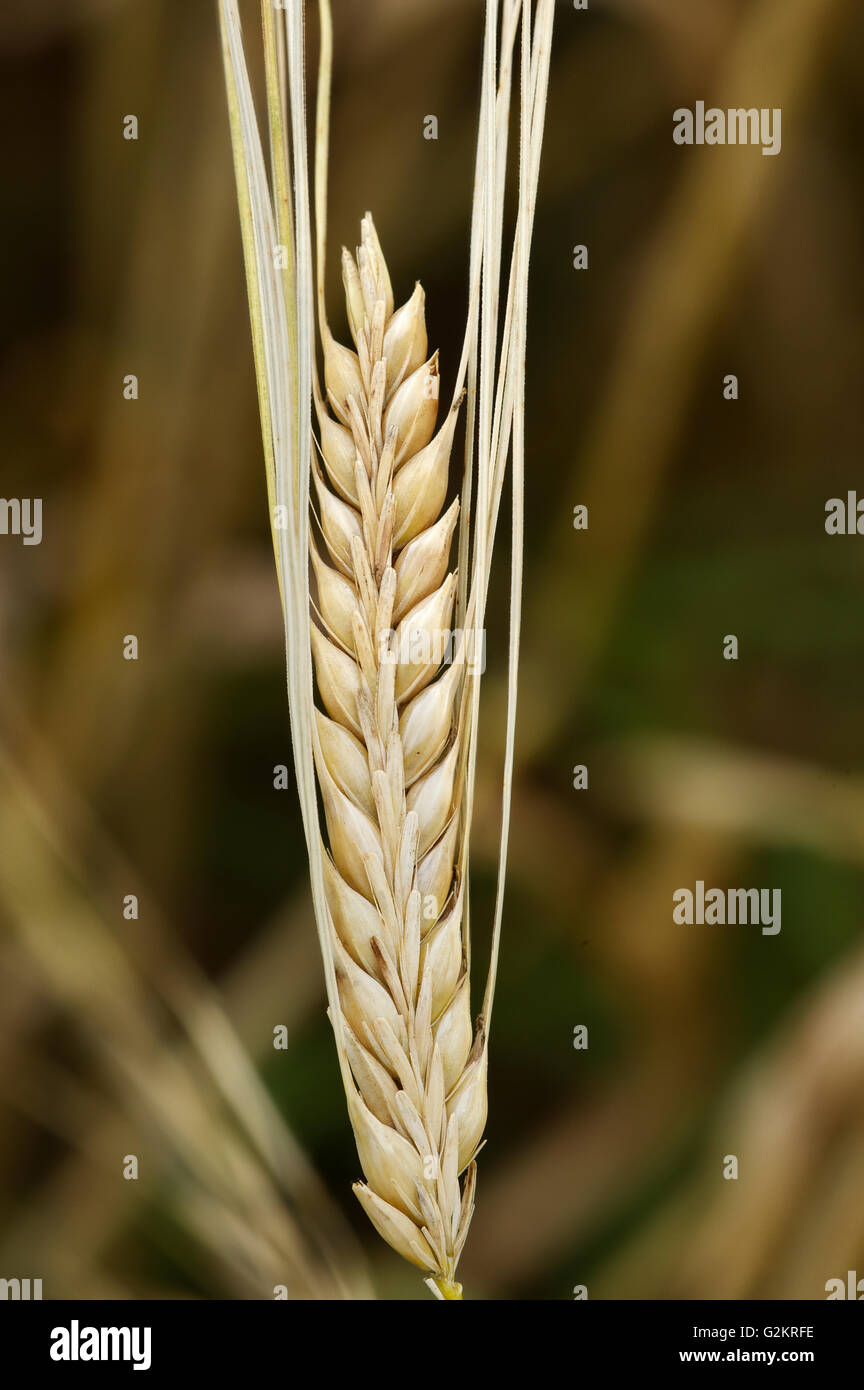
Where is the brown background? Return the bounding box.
[1,0,863,1299]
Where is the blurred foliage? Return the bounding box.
[1,0,863,1300]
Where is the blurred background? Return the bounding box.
[1,0,863,1300]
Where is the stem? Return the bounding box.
[434,1276,464,1300]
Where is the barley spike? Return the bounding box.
[314,215,483,1296]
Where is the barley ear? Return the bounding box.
[312,212,491,1294]
[219,0,556,1297]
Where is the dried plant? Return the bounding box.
[218,0,554,1298]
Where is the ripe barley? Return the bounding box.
[312,215,481,1297]
[219,0,555,1299]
